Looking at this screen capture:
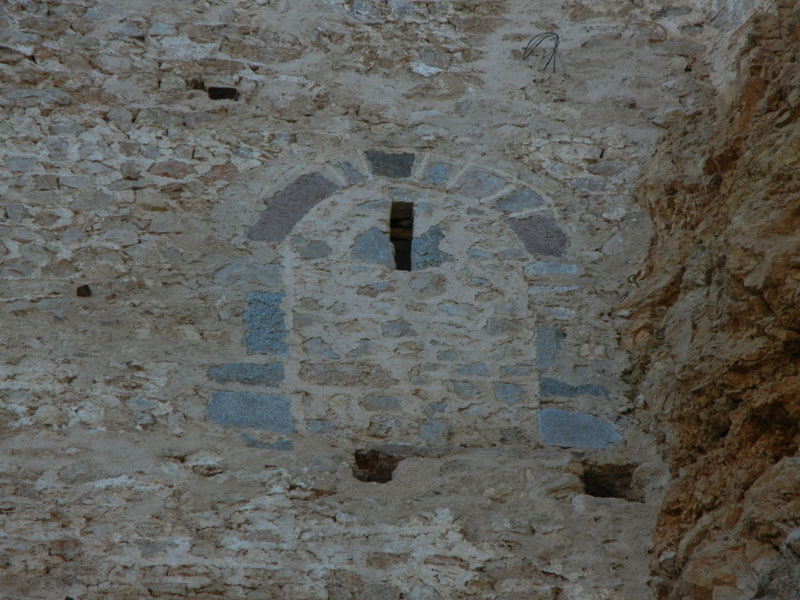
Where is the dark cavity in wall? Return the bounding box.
[582,462,642,502]
[390,201,413,271]
[207,86,239,100]
[352,449,403,483]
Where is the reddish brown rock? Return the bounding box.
[622,4,800,598]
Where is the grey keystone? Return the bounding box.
[364,150,415,178]
[208,391,292,433]
[538,409,622,449]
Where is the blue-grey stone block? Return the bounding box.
[425,401,447,416]
[208,391,292,433]
[538,409,622,449]
[438,303,470,316]
[243,291,288,355]
[335,161,367,185]
[451,381,479,398]
[364,395,402,411]
[499,364,532,377]
[493,382,524,405]
[535,326,565,368]
[304,337,340,359]
[411,226,454,270]
[291,237,332,260]
[307,420,336,434]
[382,319,414,337]
[126,397,155,410]
[207,363,285,387]
[240,433,294,450]
[423,163,453,187]
[420,420,448,445]
[437,349,463,362]
[539,377,608,398]
[352,227,394,267]
[496,188,545,212]
[456,168,507,199]
[365,150,415,178]
[456,363,490,377]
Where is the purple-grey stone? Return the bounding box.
[248,172,339,242]
[508,215,569,257]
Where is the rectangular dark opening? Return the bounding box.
[207,86,239,100]
[390,201,413,271]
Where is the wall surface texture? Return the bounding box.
[0,1,796,599]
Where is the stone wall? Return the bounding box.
[0,0,768,598]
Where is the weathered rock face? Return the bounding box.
[621,2,800,597]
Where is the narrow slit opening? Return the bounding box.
[390,201,413,271]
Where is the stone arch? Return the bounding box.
[207,150,622,451]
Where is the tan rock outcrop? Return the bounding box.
[622,2,800,597]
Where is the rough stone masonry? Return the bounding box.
[0,0,783,599]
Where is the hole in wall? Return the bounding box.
[389,201,413,271]
[207,86,239,100]
[581,462,642,501]
[352,449,403,483]
[75,284,92,297]
[188,78,206,91]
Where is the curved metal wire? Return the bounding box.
[523,32,562,73]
